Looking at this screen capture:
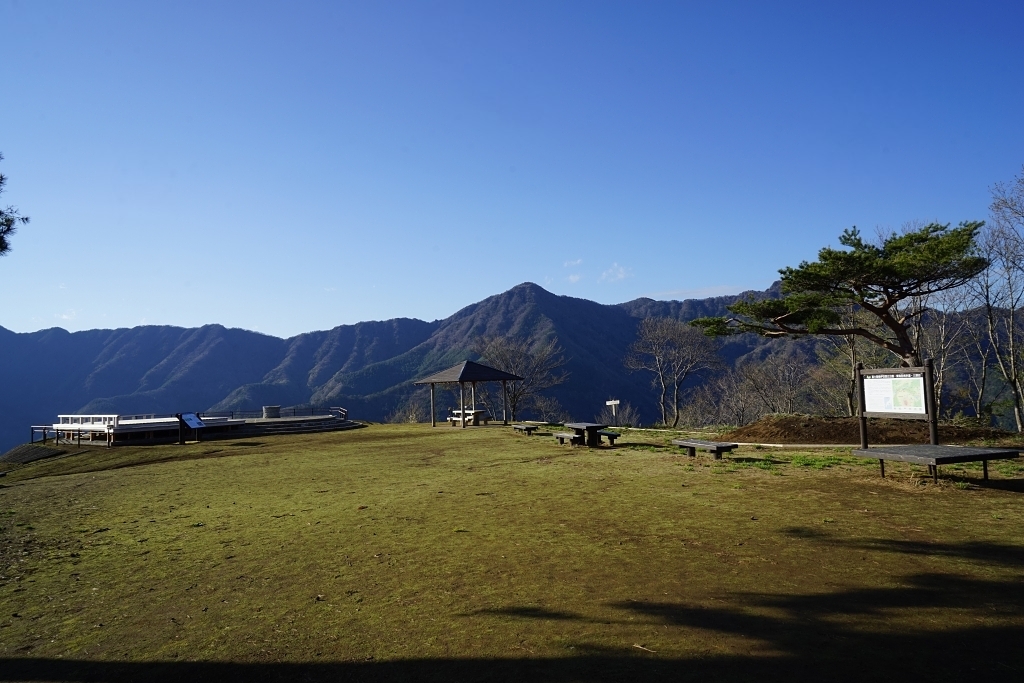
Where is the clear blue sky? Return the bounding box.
[2,0,1022,338]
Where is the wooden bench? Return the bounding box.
[671,439,738,460]
[597,430,620,445]
[554,431,583,446]
[851,444,1020,483]
[512,424,537,436]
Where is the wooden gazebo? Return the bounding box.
[414,360,522,428]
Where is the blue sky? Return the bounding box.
[2,0,1022,338]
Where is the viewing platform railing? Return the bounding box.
[56,414,120,429]
[199,406,346,420]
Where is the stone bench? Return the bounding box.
[671,438,738,460]
[512,424,538,436]
[597,430,620,445]
[554,431,583,446]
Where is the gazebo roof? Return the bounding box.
[414,360,522,384]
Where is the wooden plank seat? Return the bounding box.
[851,444,1019,483]
[597,430,620,445]
[554,431,583,446]
[512,424,538,436]
[671,438,738,460]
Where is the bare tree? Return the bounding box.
[804,360,854,417]
[992,165,1024,231]
[906,287,971,417]
[595,401,641,427]
[679,370,763,428]
[625,318,720,426]
[532,395,573,424]
[386,400,428,424]
[737,351,812,415]
[954,298,998,422]
[979,168,1024,430]
[475,336,568,421]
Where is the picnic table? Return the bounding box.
[512,424,537,436]
[564,422,609,448]
[851,444,1020,482]
[448,409,488,426]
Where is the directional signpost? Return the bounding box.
[606,400,620,426]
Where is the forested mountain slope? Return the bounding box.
[0,282,777,451]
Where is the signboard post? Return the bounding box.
[852,358,1019,484]
[856,360,938,448]
[606,399,620,426]
[176,412,206,444]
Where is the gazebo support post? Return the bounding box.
[502,380,508,424]
[471,382,476,411]
[430,383,436,427]
[460,382,467,428]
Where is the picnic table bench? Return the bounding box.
[597,430,620,445]
[671,438,739,460]
[554,431,584,446]
[512,424,537,436]
[447,409,490,426]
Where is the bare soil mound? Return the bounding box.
[719,414,1017,445]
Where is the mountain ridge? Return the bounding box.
[0,282,778,451]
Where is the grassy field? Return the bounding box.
[2,424,1023,682]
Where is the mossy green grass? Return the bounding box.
[2,425,1022,681]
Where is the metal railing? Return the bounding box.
[198,406,347,420]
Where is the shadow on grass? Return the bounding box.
[783,526,1024,567]
[960,477,1024,493]
[472,606,589,621]
[729,457,783,465]
[4,572,1023,682]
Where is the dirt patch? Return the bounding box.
[719,414,1019,445]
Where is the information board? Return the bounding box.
[863,373,926,415]
[180,412,206,429]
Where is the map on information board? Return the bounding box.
[180,412,206,429]
[863,373,926,415]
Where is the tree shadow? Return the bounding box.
[782,526,1024,567]
[469,606,591,621]
[966,477,1024,493]
[606,572,1024,679]
[5,569,1023,682]
[729,456,784,465]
